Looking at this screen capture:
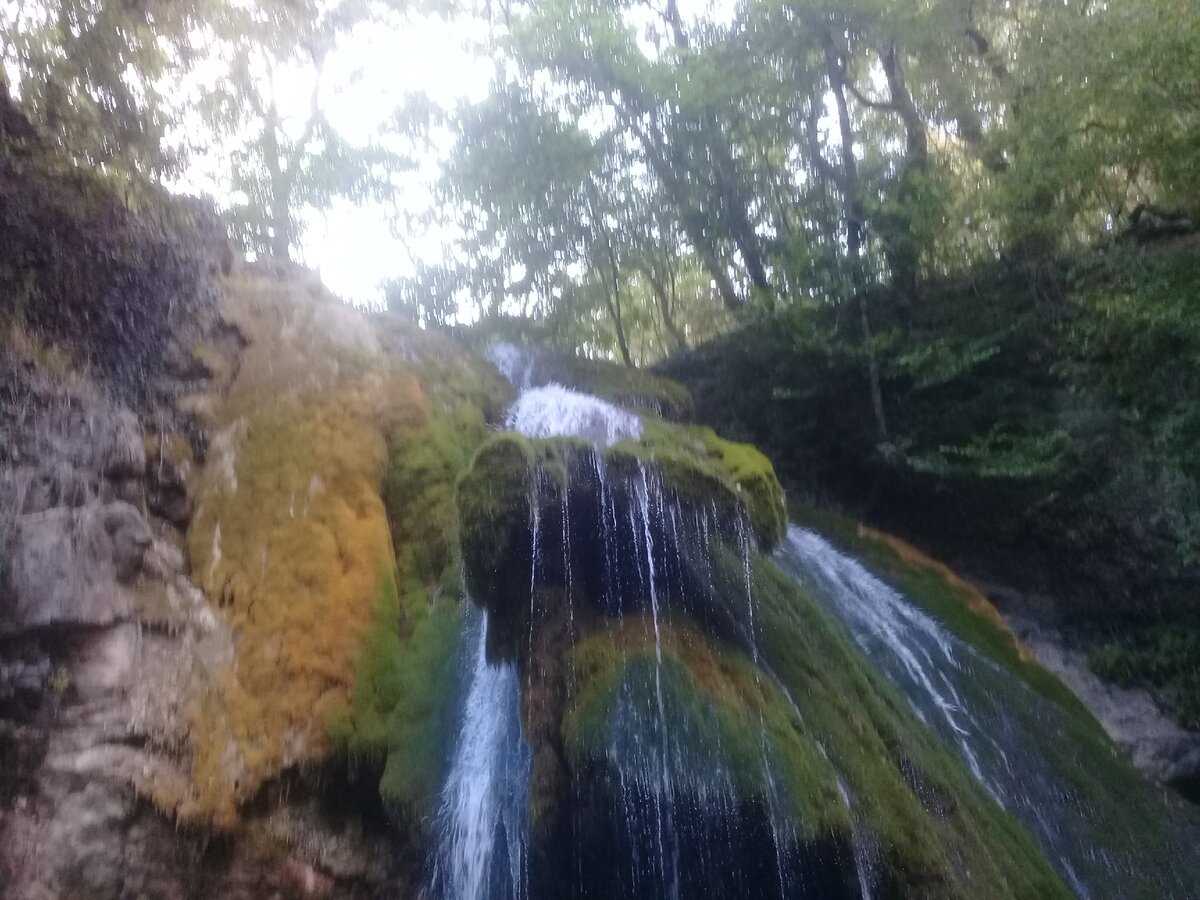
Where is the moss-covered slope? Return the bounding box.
[182,268,507,827]
[454,382,1071,898]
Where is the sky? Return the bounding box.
[295,15,496,308]
[173,11,496,310]
[170,1,739,311]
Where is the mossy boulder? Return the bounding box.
[457,425,786,662]
[457,433,537,629]
[609,417,787,549]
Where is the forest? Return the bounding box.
[3,2,1200,890]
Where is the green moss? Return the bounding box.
[456,433,537,611]
[789,502,1099,729]
[740,548,1071,898]
[331,569,463,824]
[555,552,1071,898]
[608,417,786,548]
[376,313,514,421]
[385,401,488,591]
[564,618,847,833]
[539,354,695,421]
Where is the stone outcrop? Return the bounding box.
[0,236,433,898]
[1009,615,1200,790]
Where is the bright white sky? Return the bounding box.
[296,15,495,308]
[173,12,497,310]
[173,2,739,311]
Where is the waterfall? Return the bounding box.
[430,344,1200,899]
[777,526,1200,899]
[429,607,532,900]
[430,366,652,899]
[434,352,808,898]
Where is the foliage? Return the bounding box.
[1063,244,1200,487]
[205,2,408,260]
[0,1,206,176]
[1090,624,1200,731]
[396,0,1200,370]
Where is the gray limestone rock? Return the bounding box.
[3,501,151,635]
[1009,614,1200,788]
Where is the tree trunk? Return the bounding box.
[639,260,689,351]
[628,119,743,311]
[824,33,889,443]
[605,264,634,368]
[263,102,293,261]
[880,44,928,309]
[706,114,771,295]
[595,218,634,367]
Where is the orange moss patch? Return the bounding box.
[182,268,429,825]
[856,524,1035,662]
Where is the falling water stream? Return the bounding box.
[777,526,1200,898]
[429,608,531,900]
[427,345,1200,899]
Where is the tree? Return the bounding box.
[202,1,406,261]
[0,1,208,176]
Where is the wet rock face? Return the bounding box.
[0,274,407,899]
[3,501,151,634]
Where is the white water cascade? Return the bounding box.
[429,609,531,900]
[777,525,1200,899]
[505,383,642,446]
